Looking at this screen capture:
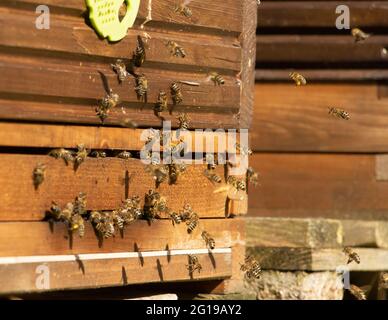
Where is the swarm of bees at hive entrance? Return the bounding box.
[328,107,351,120]
[289,72,307,86]
[351,28,370,43]
[240,255,262,280]
[187,254,202,275]
[33,163,46,190]
[343,247,360,264]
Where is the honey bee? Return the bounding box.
[186,212,199,233]
[111,59,128,83]
[171,82,183,105]
[145,164,169,186]
[168,163,187,184]
[119,195,143,225]
[348,284,367,300]
[187,255,202,274]
[168,210,182,226]
[74,144,89,169]
[209,72,225,86]
[96,89,120,122]
[351,28,370,42]
[133,35,146,67]
[380,272,388,286]
[90,151,107,158]
[177,113,190,130]
[111,210,125,231]
[144,190,168,222]
[201,231,215,250]
[204,169,222,184]
[240,255,262,279]
[48,148,74,165]
[73,192,87,217]
[167,41,186,58]
[343,247,361,264]
[179,203,194,222]
[69,213,85,238]
[227,176,246,191]
[289,72,307,86]
[205,153,217,170]
[328,107,350,120]
[90,211,115,239]
[154,90,168,115]
[174,2,192,18]
[116,151,132,159]
[134,74,148,102]
[33,163,46,190]
[235,142,253,156]
[247,167,259,187]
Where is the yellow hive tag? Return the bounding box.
[85,0,140,42]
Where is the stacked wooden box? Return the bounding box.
[0,0,256,297]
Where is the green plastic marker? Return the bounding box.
[85,0,140,42]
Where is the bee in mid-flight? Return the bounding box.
[187,255,202,275]
[111,59,128,83]
[167,41,186,58]
[343,247,360,264]
[132,35,146,67]
[154,90,168,116]
[209,72,225,86]
[174,1,192,18]
[328,107,350,120]
[33,163,46,190]
[201,231,215,250]
[171,81,183,105]
[351,28,370,42]
[348,284,367,300]
[177,113,190,130]
[134,74,148,102]
[240,256,261,279]
[289,72,307,86]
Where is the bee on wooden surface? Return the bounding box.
[96,89,120,122]
[351,28,370,42]
[90,211,115,239]
[116,151,132,159]
[74,144,89,169]
[90,150,107,158]
[168,163,187,184]
[170,82,183,105]
[145,164,169,186]
[167,41,186,58]
[186,212,199,233]
[73,192,87,217]
[209,72,225,86]
[328,107,350,120]
[205,153,217,170]
[111,210,125,231]
[134,74,148,102]
[168,210,182,226]
[204,169,222,184]
[179,203,194,222]
[111,59,128,83]
[247,167,259,187]
[69,213,85,238]
[177,113,190,130]
[154,90,168,116]
[187,255,202,274]
[227,176,246,192]
[174,1,193,18]
[119,195,143,225]
[235,142,253,156]
[201,231,215,250]
[48,148,74,165]
[289,72,307,86]
[33,163,46,190]
[48,201,62,220]
[343,247,360,264]
[144,190,168,222]
[240,255,262,279]
[348,284,367,300]
[133,35,146,67]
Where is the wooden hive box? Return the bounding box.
[0,0,257,295]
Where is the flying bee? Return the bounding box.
[227,176,246,191]
[33,163,46,190]
[348,284,367,300]
[74,144,89,169]
[240,255,262,279]
[328,107,350,120]
[154,90,168,116]
[186,212,199,233]
[171,82,183,105]
[111,59,128,83]
[204,169,222,184]
[132,35,146,67]
[187,255,202,274]
[177,113,190,130]
[343,247,360,264]
[116,151,132,159]
[48,148,74,165]
[289,72,307,86]
[167,41,186,58]
[201,231,215,250]
[134,74,148,102]
[209,72,225,86]
[90,150,107,158]
[351,28,370,42]
[168,211,182,226]
[145,164,169,186]
[235,142,253,156]
[174,2,193,18]
[168,163,186,184]
[247,167,259,187]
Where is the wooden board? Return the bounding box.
[251,83,388,152]
[248,247,388,271]
[342,220,388,248]
[246,217,342,248]
[248,153,388,220]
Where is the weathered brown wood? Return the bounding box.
[0,154,230,220]
[0,219,243,256]
[248,247,388,271]
[248,153,388,220]
[246,217,343,248]
[342,220,388,248]
[0,251,231,294]
[251,84,388,152]
[258,1,388,28]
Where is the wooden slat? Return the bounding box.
[248,153,388,220]
[0,219,243,256]
[0,154,230,220]
[0,251,231,293]
[246,217,342,248]
[248,247,388,271]
[342,220,388,248]
[258,1,388,28]
[251,83,388,152]
[6,0,243,33]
